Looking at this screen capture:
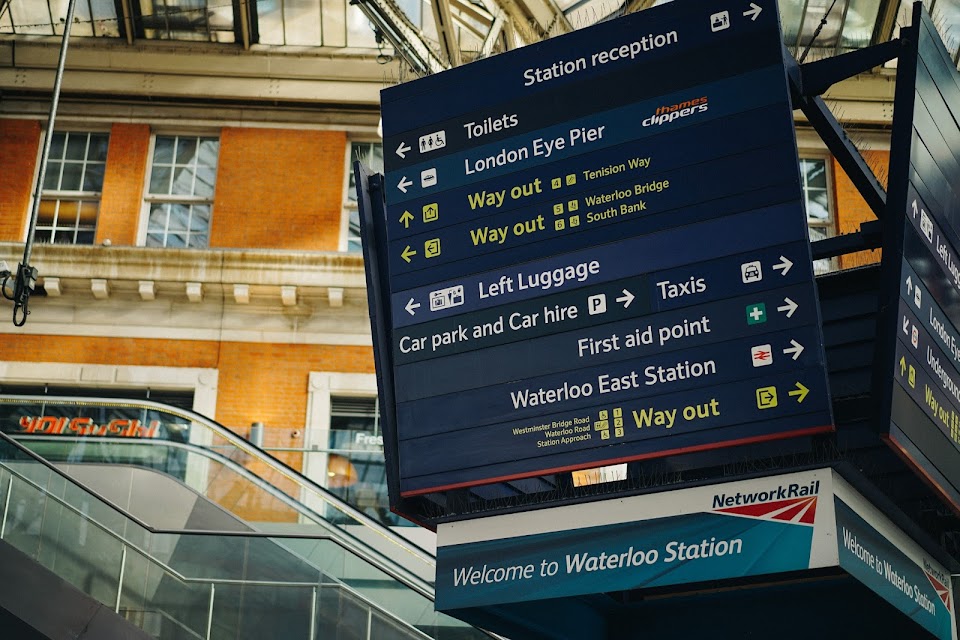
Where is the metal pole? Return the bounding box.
[308,586,317,639]
[205,583,215,640]
[115,546,127,614]
[0,476,12,539]
[11,0,79,326]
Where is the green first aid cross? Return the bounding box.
[746,303,767,325]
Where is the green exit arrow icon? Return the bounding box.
[400,211,414,228]
[401,246,417,263]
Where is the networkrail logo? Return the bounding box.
[711,480,820,525]
[923,559,952,610]
[641,96,708,127]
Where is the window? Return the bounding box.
[37,132,109,245]
[327,396,407,527]
[800,156,836,273]
[342,141,383,252]
[144,135,219,248]
[136,0,236,43]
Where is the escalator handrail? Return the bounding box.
[0,456,438,640]
[0,426,431,602]
[13,432,433,581]
[0,395,435,563]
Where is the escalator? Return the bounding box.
[0,395,497,640]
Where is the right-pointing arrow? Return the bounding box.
[788,382,809,403]
[777,297,798,318]
[743,2,762,20]
[397,176,412,193]
[772,256,793,276]
[616,289,635,308]
[783,340,804,360]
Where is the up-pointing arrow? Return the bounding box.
[906,276,913,294]
[399,211,414,228]
[912,200,918,218]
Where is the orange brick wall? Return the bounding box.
[1,335,374,439]
[833,150,889,270]
[3,335,375,522]
[96,123,150,246]
[0,119,41,241]
[211,128,347,250]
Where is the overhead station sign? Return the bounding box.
[878,2,960,512]
[370,0,833,497]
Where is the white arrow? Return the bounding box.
[903,315,910,335]
[772,256,793,276]
[906,276,913,294]
[743,2,762,20]
[616,289,635,308]
[912,200,918,218]
[397,176,413,193]
[396,141,411,159]
[777,297,798,318]
[405,298,421,316]
[783,340,804,360]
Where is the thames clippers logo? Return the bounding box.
[642,96,709,127]
[711,480,819,525]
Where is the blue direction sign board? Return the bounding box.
[367,0,833,498]
[879,2,960,513]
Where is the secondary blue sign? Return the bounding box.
[878,2,960,512]
[370,0,832,497]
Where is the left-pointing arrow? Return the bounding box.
[405,298,421,315]
[399,211,414,228]
[788,382,809,403]
[401,246,417,263]
[397,176,412,193]
[396,142,411,159]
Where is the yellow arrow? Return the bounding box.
[401,246,417,263]
[788,382,809,404]
[399,210,414,228]
[900,356,906,376]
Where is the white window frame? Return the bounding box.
[36,130,110,245]
[797,148,838,273]
[138,132,219,248]
[340,139,383,252]
[304,371,435,551]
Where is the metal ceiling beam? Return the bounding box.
[350,0,446,75]
[430,0,462,66]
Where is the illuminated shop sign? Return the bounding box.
[17,415,161,438]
